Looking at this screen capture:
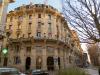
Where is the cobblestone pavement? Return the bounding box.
[84,68,99,75]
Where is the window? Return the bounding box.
[29,15,32,19]
[37,32,41,38]
[38,14,41,18]
[48,23,52,37]
[18,16,23,21]
[48,23,52,32]
[26,47,31,53]
[38,22,41,27]
[9,25,12,29]
[37,22,41,31]
[28,23,32,30]
[48,14,51,20]
[56,25,59,38]
[14,56,21,64]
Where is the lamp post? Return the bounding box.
[0,0,15,67]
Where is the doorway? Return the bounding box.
[25,57,31,71]
[58,57,60,69]
[47,57,54,71]
[36,57,42,69]
[3,57,8,67]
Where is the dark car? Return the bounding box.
[0,68,20,75]
[28,69,49,75]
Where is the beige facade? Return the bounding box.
[0,4,82,71]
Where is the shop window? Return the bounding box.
[14,56,21,64]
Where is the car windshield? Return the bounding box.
[0,69,19,75]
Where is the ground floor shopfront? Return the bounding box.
[0,38,78,71]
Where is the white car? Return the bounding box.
[0,68,20,75]
[20,72,26,75]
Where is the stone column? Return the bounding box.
[42,46,47,70]
[20,45,26,71]
[64,50,67,68]
[60,48,64,69]
[54,48,59,70]
[31,46,36,69]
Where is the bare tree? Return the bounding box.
[63,0,100,43]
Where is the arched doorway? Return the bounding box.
[58,57,60,69]
[47,57,54,71]
[3,57,8,67]
[36,56,42,69]
[25,57,31,71]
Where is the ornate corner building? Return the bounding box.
[0,4,83,71]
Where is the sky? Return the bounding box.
[7,0,87,52]
[8,0,62,12]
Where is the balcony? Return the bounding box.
[8,38,20,43]
[34,36,44,40]
[16,29,21,34]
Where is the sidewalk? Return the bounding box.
[84,68,99,75]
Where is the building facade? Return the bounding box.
[0,4,82,71]
[88,43,100,66]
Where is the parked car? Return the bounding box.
[0,68,20,75]
[27,69,49,75]
[19,72,26,75]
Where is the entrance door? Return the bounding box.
[58,57,60,69]
[47,57,54,71]
[36,57,42,69]
[3,57,8,67]
[25,57,31,71]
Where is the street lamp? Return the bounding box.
[2,48,8,55]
